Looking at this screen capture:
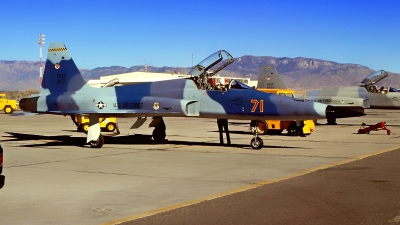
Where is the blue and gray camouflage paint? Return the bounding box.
[20,43,330,148]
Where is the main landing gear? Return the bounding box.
[86,116,167,148]
[89,134,104,148]
[326,117,337,125]
[152,118,166,142]
[250,121,264,150]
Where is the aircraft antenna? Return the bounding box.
[38,34,45,87]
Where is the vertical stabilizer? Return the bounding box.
[257,65,289,89]
[41,42,86,94]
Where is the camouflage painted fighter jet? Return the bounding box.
[306,70,398,124]
[20,43,336,149]
[257,66,399,124]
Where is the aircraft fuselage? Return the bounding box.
[21,78,328,121]
[307,86,400,109]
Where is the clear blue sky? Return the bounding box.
[1,0,399,73]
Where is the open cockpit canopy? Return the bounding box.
[360,70,388,87]
[189,50,235,77]
[360,70,390,93]
[189,50,235,90]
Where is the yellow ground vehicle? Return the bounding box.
[0,93,18,114]
[251,119,315,135]
[72,115,117,132]
[252,89,315,135]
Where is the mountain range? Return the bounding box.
[1,56,399,91]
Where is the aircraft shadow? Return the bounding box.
[2,132,301,150]
[212,130,308,137]
[316,123,400,130]
[316,123,361,127]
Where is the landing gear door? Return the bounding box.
[186,101,200,116]
[184,91,200,116]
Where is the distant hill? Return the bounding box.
[1,56,399,91]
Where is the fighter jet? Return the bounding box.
[20,42,334,149]
[256,66,400,124]
[306,70,400,124]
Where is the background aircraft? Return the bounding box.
[257,65,371,124]
[20,43,335,149]
[306,70,400,124]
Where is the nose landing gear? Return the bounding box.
[250,121,264,150]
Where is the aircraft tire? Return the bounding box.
[89,134,104,148]
[327,117,337,125]
[251,137,263,150]
[152,128,166,142]
[3,106,13,114]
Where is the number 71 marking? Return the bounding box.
[251,99,264,112]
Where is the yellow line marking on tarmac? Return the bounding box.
[102,146,400,225]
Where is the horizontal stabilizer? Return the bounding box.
[130,117,147,129]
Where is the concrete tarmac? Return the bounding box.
[124,146,400,225]
[0,109,400,225]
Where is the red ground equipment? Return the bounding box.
[357,122,392,135]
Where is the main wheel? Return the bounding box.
[327,117,337,125]
[89,134,104,148]
[3,106,13,114]
[152,128,166,142]
[251,137,263,150]
[105,122,116,132]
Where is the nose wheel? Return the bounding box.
[251,136,263,149]
[250,121,264,149]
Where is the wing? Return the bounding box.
[41,109,182,117]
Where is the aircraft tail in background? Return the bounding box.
[257,65,289,89]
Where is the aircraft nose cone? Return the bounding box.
[326,105,366,119]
